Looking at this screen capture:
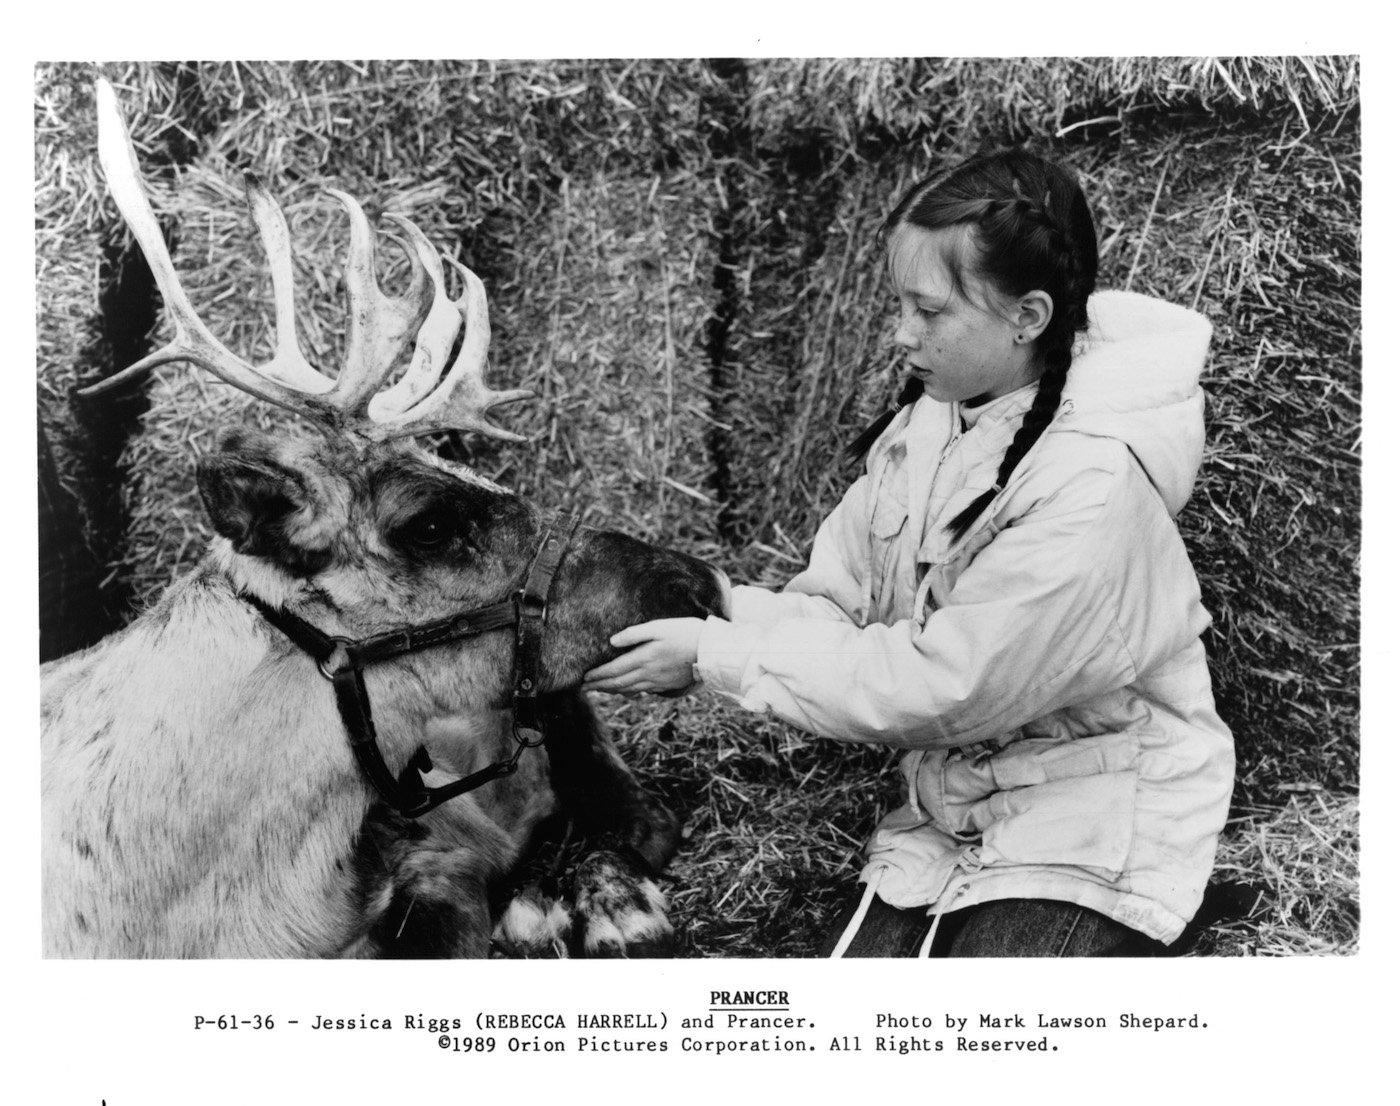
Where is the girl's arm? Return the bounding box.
[729,473,874,626]
[696,443,1209,748]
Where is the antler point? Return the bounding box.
[97,81,524,449]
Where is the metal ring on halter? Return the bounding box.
[512,722,548,749]
[317,640,354,680]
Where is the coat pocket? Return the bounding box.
[976,772,1138,881]
[925,732,1142,880]
[870,496,907,539]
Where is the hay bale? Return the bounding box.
[744,57,1360,149]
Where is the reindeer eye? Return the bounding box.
[394,510,462,552]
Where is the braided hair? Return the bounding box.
[848,150,1099,541]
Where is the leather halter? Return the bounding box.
[242,512,581,818]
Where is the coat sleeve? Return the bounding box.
[727,473,873,627]
[695,447,1209,748]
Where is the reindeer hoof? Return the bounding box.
[572,851,675,958]
[491,883,572,958]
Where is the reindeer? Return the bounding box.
[41,80,728,958]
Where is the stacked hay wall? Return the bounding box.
[35,58,1360,955]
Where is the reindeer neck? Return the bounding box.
[43,561,389,957]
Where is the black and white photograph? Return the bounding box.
[16,27,1386,1102]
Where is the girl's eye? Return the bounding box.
[898,297,937,320]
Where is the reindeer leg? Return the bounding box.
[492,813,678,958]
[491,881,573,958]
[488,813,574,958]
[363,693,682,959]
[539,690,682,872]
[355,802,515,958]
[570,849,675,957]
[532,691,680,957]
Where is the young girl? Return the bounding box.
[582,149,1234,957]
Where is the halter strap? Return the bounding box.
[242,511,581,818]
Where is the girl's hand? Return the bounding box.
[581,618,705,696]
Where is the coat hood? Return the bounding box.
[1056,290,1213,516]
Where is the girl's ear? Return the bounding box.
[1013,290,1054,341]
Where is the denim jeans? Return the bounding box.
[820,893,1158,958]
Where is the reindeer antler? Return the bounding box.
[80,78,532,444]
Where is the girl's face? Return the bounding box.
[887,223,1041,405]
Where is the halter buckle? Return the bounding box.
[514,586,547,620]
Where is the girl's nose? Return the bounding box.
[893,318,918,350]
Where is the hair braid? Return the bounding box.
[944,207,1086,541]
[843,376,925,464]
[942,334,1072,540]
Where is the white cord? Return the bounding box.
[829,879,880,959]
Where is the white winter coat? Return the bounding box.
[695,290,1234,944]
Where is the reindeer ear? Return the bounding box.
[196,435,330,573]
